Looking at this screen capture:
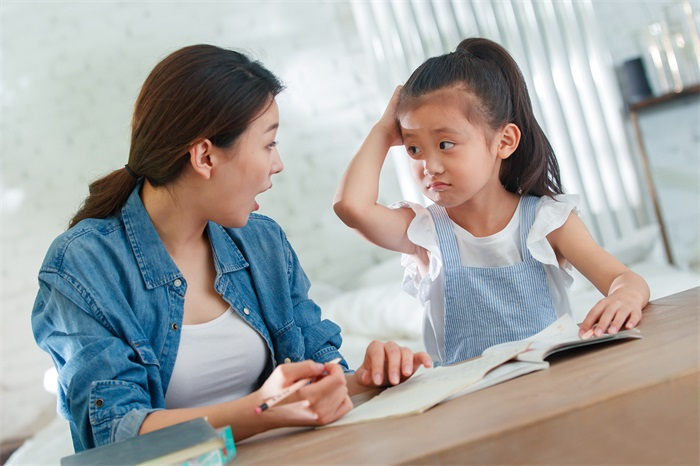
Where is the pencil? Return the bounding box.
[255,357,342,414]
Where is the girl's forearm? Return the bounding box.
[333,124,393,227]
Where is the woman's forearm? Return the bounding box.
[139,391,272,442]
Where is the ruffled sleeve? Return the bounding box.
[527,194,581,282]
[389,201,443,301]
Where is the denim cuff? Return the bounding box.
[111,408,162,443]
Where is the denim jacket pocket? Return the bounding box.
[130,340,160,367]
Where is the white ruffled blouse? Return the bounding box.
[394,194,580,363]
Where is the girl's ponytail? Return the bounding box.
[457,38,563,197]
[68,167,139,228]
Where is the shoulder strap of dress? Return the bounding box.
[427,204,462,268]
[518,195,539,262]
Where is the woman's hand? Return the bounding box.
[257,360,352,425]
[354,340,432,387]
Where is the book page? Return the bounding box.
[483,314,643,363]
[444,360,550,402]
[323,341,531,428]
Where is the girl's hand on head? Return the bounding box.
[579,288,644,338]
[375,85,404,147]
[355,340,432,387]
[258,360,352,426]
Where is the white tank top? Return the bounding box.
[165,307,270,409]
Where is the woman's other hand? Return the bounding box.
[355,340,432,387]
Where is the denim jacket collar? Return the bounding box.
[121,182,248,290]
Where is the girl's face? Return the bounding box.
[399,95,505,209]
[212,99,283,227]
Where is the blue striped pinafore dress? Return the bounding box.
[428,195,557,365]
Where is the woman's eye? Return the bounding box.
[267,140,278,149]
[439,141,455,150]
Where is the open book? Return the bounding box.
[325,314,642,428]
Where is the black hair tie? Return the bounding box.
[124,164,139,179]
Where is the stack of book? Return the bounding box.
[60,418,235,465]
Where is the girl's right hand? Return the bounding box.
[257,360,352,426]
[375,85,404,147]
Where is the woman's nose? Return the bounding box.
[271,149,284,175]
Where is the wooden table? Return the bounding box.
[235,287,700,464]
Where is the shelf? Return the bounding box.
[628,84,700,112]
[626,82,700,265]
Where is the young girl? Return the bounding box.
[334,37,650,366]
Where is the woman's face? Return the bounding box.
[212,99,284,227]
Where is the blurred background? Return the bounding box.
[2,0,699,457]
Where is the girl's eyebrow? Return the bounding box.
[399,127,460,137]
[264,122,279,133]
[430,127,460,135]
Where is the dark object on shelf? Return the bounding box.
[621,57,653,105]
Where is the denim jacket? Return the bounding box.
[32,183,348,452]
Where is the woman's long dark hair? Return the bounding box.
[397,37,562,198]
[69,44,284,228]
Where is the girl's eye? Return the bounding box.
[439,141,455,150]
[267,140,278,150]
[406,145,421,156]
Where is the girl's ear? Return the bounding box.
[496,123,521,160]
[188,139,215,180]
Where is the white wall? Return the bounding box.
[1,0,697,444]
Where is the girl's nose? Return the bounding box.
[423,154,443,176]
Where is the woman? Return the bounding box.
[32,44,431,452]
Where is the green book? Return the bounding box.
[60,418,226,465]
[181,426,236,466]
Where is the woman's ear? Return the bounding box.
[188,139,214,180]
[496,123,521,160]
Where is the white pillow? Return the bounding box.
[603,224,659,265]
[307,281,342,304]
[319,282,423,341]
[349,257,406,288]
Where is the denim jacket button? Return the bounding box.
[243,308,250,315]
[284,358,291,364]
[95,399,104,408]
[171,323,178,331]
[173,279,182,287]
